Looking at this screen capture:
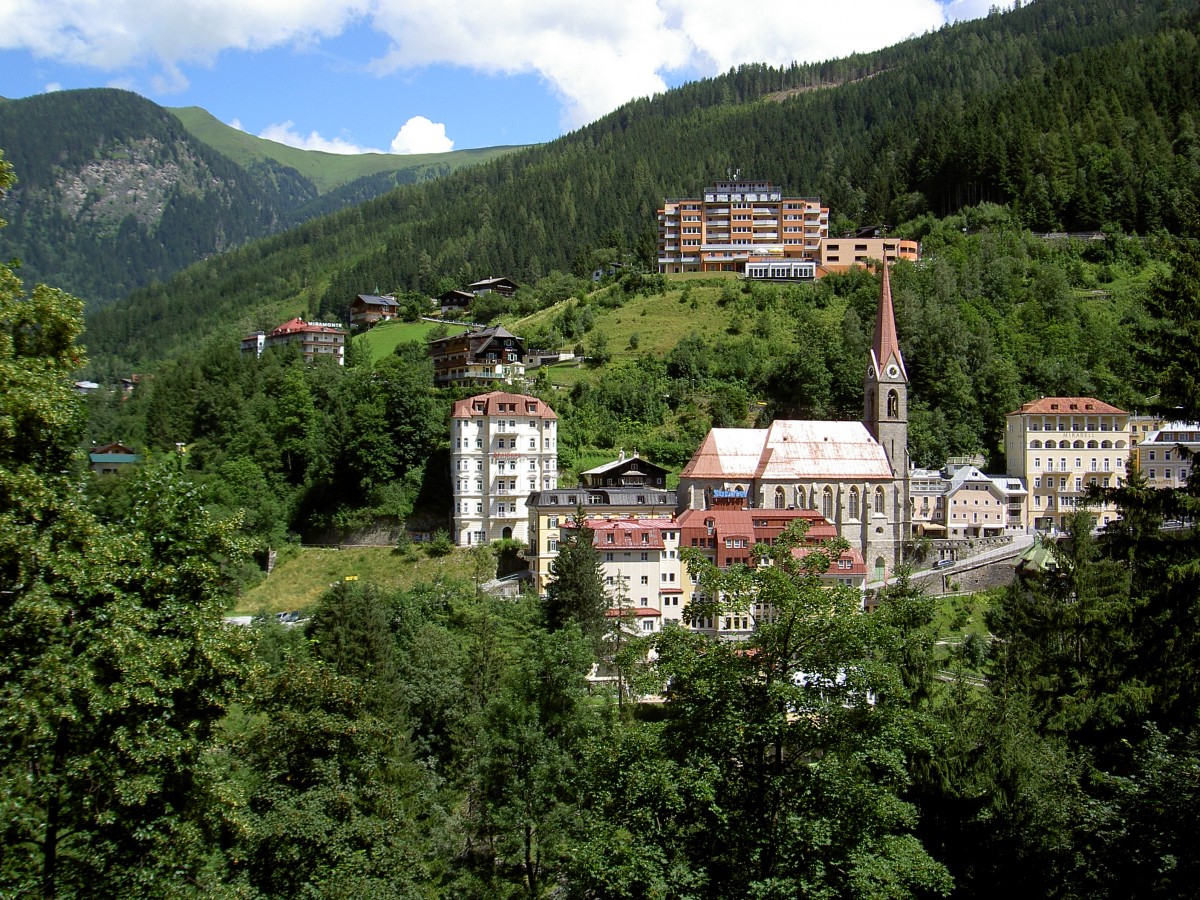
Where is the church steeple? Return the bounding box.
[868,257,906,382]
[864,258,908,478]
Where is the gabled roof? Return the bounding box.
[581,452,669,478]
[469,276,518,291]
[1009,397,1126,416]
[355,293,399,308]
[792,545,867,576]
[682,421,892,482]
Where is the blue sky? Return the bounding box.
[0,1,996,155]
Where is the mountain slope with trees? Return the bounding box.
[0,90,521,307]
[81,0,1200,373]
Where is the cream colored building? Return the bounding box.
[526,452,676,594]
[451,391,558,546]
[1004,397,1130,531]
[1135,422,1200,490]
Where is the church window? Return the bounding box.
[822,487,834,519]
[849,487,860,519]
[874,486,886,515]
[887,389,899,418]
[774,486,786,509]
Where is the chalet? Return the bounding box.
[468,276,518,297]
[350,293,400,329]
[89,442,140,475]
[438,289,475,317]
[580,450,669,490]
[429,325,525,386]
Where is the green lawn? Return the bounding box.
[356,320,469,362]
[233,545,473,615]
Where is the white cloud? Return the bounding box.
[0,1,993,129]
[390,116,453,154]
[258,120,384,154]
[43,82,62,92]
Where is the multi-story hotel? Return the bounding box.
[657,180,828,274]
[241,317,347,365]
[451,391,558,546]
[1004,397,1131,531]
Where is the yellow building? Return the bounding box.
[526,452,676,594]
[657,180,828,274]
[1004,397,1130,531]
[820,237,920,273]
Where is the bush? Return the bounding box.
[425,529,455,557]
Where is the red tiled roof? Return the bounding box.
[1009,397,1126,416]
[792,545,867,576]
[268,317,346,337]
[605,607,661,617]
[451,390,557,419]
[589,517,672,549]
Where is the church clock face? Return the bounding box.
[886,364,900,378]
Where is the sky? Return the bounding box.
[0,1,998,156]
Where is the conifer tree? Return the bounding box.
[541,510,609,641]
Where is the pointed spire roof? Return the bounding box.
[869,259,907,380]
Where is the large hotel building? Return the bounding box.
[657,180,829,274]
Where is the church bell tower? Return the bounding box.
[864,259,910,557]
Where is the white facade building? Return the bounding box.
[451,391,558,546]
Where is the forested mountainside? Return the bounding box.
[0,90,516,307]
[82,0,1200,372]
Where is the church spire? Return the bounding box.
[869,259,906,381]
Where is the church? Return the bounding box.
[677,262,910,581]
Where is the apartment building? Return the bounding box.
[587,517,685,635]
[657,180,828,274]
[1135,422,1200,490]
[910,462,1027,540]
[1004,397,1131,531]
[451,391,558,546]
[527,452,676,594]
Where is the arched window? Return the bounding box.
[1101,440,1113,449]
[874,486,886,515]
[849,486,860,519]
[887,389,899,418]
[502,526,513,540]
[822,487,834,519]
[1030,440,1043,449]
[1115,440,1127,449]
[1045,439,1057,449]
[1087,440,1099,449]
[796,486,806,508]
[774,486,786,509]
[1073,440,1084,449]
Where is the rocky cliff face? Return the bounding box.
[0,89,311,307]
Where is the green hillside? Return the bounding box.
[83,0,1200,376]
[171,105,528,194]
